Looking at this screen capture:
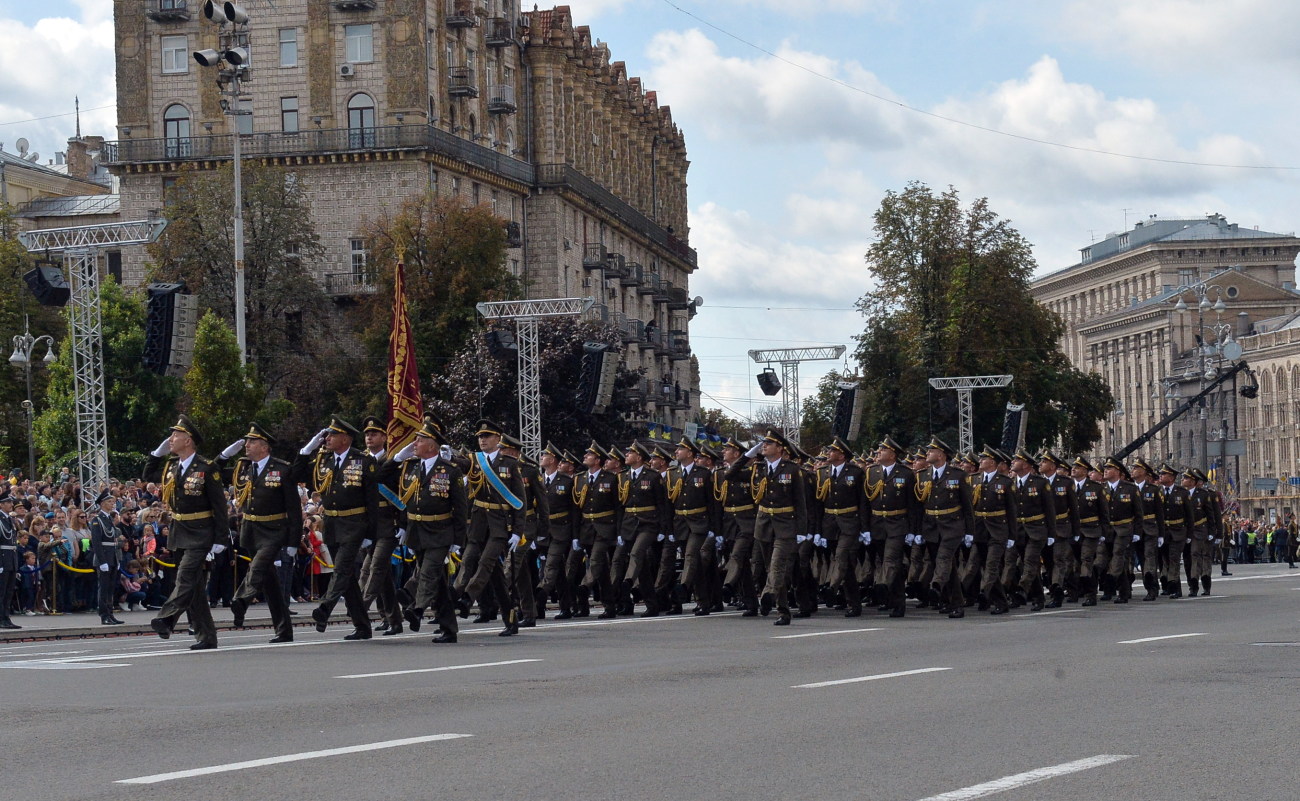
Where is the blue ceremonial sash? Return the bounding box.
[378,483,406,511]
[476,452,524,510]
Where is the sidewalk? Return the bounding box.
[0,601,370,643]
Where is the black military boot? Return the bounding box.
[1188,577,1200,597]
[1045,585,1064,609]
[1142,573,1158,601]
[1201,575,1211,596]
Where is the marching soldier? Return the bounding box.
[1130,458,1165,603]
[746,430,807,626]
[717,437,759,616]
[0,485,19,630]
[663,438,723,615]
[294,417,379,640]
[815,437,870,617]
[1041,451,1078,608]
[461,420,528,636]
[90,488,124,625]
[905,448,934,604]
[1157,464,1193,599]
[604,447,635,614]
[393,418,468,643]
[358,416,403,635]
[144,415,229,649]
[501,434,545,627]
[1101,456,1144,604]
[1185,468,1223,596]
[917,436,973,618]
[575,442,622,618]
[619,441,672,616]
[216,423,300,643]
[1070,457,1110,606]
[539,443,578,619]
[865,436,920,618]
[963,446,1017,614]
[1008,448,1056,612]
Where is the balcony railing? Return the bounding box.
[448,66,478,97]
[446,0,477,27]
[537,163,696,268]
[332,0,377,9]
[149,0,190,21]
[485,17,514,46]
[487,85,516,114]
[103,123,536,186]
[323,272,378,297]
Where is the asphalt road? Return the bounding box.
[4,563,1299,801]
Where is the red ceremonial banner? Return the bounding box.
[386,253,423,452]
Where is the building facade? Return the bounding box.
[107,0,697,429]
[1030,214,1300,511]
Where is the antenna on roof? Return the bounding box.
[75,96,81,140]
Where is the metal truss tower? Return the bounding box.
[18,219,168,500]
[476,297,594,459]
[748,346,846,447]
[927,374,1014,454]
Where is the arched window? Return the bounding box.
[505,127,515,154]
[347,93,376,148]
[163,104,191,158]
[468,113,477,140]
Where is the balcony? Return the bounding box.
[621,318,644,344]
[323,272,378,297]
[446,0,477,27]
[582,243,608,269]
[638,270,659,295]
[588,303,612,324]
[485,17,514,46]
[448,66,478,98]
[604,253,627,279]
[332,0,377,8]
[487,85,516,115]
[103,123,536,186]
[537,163,697,269]
[653,278,672,305]
[504,220,522,248]
[667,285,690,310]
[668,330,690,360]
[621,261,643,287]
[148,0,190,21]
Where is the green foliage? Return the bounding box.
[853,182,1112,454]
[697,407,750,441]
[182,310,265,451]
[33,278,181,474]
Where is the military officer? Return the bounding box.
[1184,468,1223,597]
[917,436,973,618]
[963,445,1017,614]
[717,437,759,616]
[1101,456,1144,603]
[1040,451,1078,608]
[666,438,723,615]
[745,430,807,626]
[501,434,545,626]
[865,436,920,618]
[0,484,18,630]
[575,442,622,618]
[905,448,935,603]
[461,420,528,636]
[294,417,379,640]
[1130,457,1165,603]
[617,441,672,616]
[815,437,870,617]
[1007,448,1056,611]
[1070,457,1110,606]
[90,488,124,625]
[1156,464,1193,598]
[357,416,403,635]
[216,423,301,642]
[538,443,578,619]
[144,415,228,649]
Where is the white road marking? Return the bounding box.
[772,628,882,639]
[914,754,1134,801]
[1007,609,1086,618]
[336,658,541,679]
[0,661,130,670]
[1214,572,1300,582]
[1117,633,1206,644]
[116,733,474,784]
[794,667,950,689]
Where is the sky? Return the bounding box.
[5,0,1300,427]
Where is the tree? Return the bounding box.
[33,277,182,474]
[854,182,1112,454]
[428,317,642,453]
[337,193,522,416]
[697,407,749,442]
[182,310,271,451]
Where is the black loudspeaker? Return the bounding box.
[485,329,518,359]
[143,283,185,374]
[23,266,71,306]
[757,368,782,396]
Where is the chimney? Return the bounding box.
[64,135,104,182]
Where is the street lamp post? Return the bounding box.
[1171,280,1236,475]
[8,316,57,479]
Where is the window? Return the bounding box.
[281,97,299,132]
[504,65,513,83]
[163,104,191,157]
[445,41,454,70]
[429,167,439,193]
[347,93,376,147]
[466,48,476,70]
[473,182,481,205]
[427,28,436,70]
[161,35,188,74]
[345,24,373,63]
[236,98,253,135]
[161,176,179,204]
[279,28,298,67]
[350,238,368,277]
[451,176,460,195]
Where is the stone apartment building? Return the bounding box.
[1030,214,1300,513]
[106,0,698,429]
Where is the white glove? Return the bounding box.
[657,532,665,542]
[211,543,227,554]
[508,533,521,551]
[714,536,724,549]
[571,538,580,551]
[1157,537,1164,547]
[707,531,716,540]
[1132,534,1140,543]
[273,560,282,567]
[668,534,676,543]
[1006,539,1015,549]
[1073,535,1080,542]
[299,428,330,455]
[530,539,537,551]
[205,551,214,562]
[1209,536,1217,544]
[796,534,808,544]
[286,546,298,557]
[220,440,244,460]
[860,532,872,546]
[394,442,416,461]
[1099,536,1106,544]
[617,536,625,547]
[814,535,827,548]
[396,528,407,546]
[98,563,109,572]
[151,437,172,457]
[962,534,973,548]
[361,538,374,550]
[904,534,915,546]
[745,442,763,458]
[451,544,462,556]
[1047,537,1055,547]
[440,445,455,461]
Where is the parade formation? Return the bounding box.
[137,412,1230,650]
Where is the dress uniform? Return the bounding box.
[502,434,546,626]
[0,485,18,630]
[619,442,672,616]
[358,416,403,635]
[1100,456,1144,603]
[217,422,301,642]
[538,443,578,619]
[394,418,468,643]
[717,438,759,616]
[574,442,622,618]
[1185,469,1222,596]
[1129,458,1165,603]
[746,430,808,626]
[865,436,921,618]
[814,437,870,617]
[90,489,124,625]
[462,420,529,635]
[905,448,935,601]
[666,438,724,615]
[917,436,974,618]
[1157,464,1193,598]
[1069,457,1110,606]
[293,416,380,639]
[962,446,1017,614]
[1007,449,1056,611]
[1041,452,1079,608]
[144,415,229,649]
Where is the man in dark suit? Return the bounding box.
[90,488,124,625]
